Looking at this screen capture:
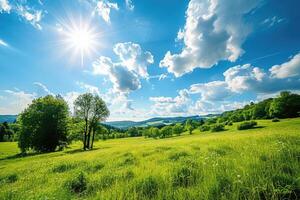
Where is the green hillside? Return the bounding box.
[0,118,299,199]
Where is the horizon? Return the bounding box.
[1,0,300,121]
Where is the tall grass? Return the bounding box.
[0,118,299,199]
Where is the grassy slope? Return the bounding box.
[0,119,299,200]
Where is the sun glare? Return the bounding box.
[58,18,100,66]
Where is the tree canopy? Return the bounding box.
[18,95,69,153]
[74,93,109,150]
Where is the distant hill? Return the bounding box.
[104,114,219,129]
[0,114,220,128]
[0,115,17,123]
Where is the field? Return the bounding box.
[0,119,299,200]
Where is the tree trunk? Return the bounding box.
[83,118,88,150]
[87,124,92,149]
[91,126,95,149]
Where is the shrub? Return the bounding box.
[0,174,18,184]
[272,118,280,122]
[65,172,87,194]
[210,124,225,132]
[237,121,257,130]
[199,125,210,132]
[136,176,159,199]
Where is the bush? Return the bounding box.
[0,174,18,184]
[65,172,87,194]
[210,124,225,132]
[199,125,210,132]
[237,121,257,130]
[272,118,280,122]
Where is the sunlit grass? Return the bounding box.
[0,118,299,199]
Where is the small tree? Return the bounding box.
[74,93,109,150]
[18,95,69,153]
[160,126,172,138]
[172,124,184,136]
[185,119,195,134]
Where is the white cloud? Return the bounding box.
[0,89,35,115]
[113,42,153,78]
[160,0,260,77]
[93,56,141,93]
[269,53,300,79]
[189,81,232,101]
[16,5,43,30]
[149,89,191,116]
[261,16,285,27]
[92,0,119,23]
[0,1,43,29]
[125,0,134,11]
[63,92,80,114]
[76,81,100,95]
[0,39,8,47]
[34,82,53,96]
[92,42,153,93]
[224,62,300,94]
[0,0,11,13]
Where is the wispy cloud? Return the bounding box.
[125,0,134,11]
[0,39,8,47]
[0,1,44,29]
[261,16,285,27]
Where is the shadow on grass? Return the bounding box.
[0,151,47,161]
[64,147,104,154]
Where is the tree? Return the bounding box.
[172,124,184,136]
[185,119,195,134]
[126,127,139,137]
[269,91,300,118]
[74,93,109,150]
[18,95,69,153]
[160,126,172,138]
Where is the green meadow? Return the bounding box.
[0,118,299,200]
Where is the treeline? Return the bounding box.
[219,91,300,123]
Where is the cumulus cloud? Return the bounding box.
[159,0,260,77]
[92,0,119,23]
[0,0,11,13]
[194,100,248,115]
[149,89,191,116]
[269,53,300,79]
[189,81,232,101]
[113,42,153,78]
[93,56,141,93]
[224,62,300,94]
[125,0,134,11]
[92,42,153,93]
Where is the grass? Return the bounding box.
[0,118,299,199]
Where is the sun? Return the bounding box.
[69,29,93,51]
[58,18,100,66]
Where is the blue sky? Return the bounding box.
[0,0,300,121]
